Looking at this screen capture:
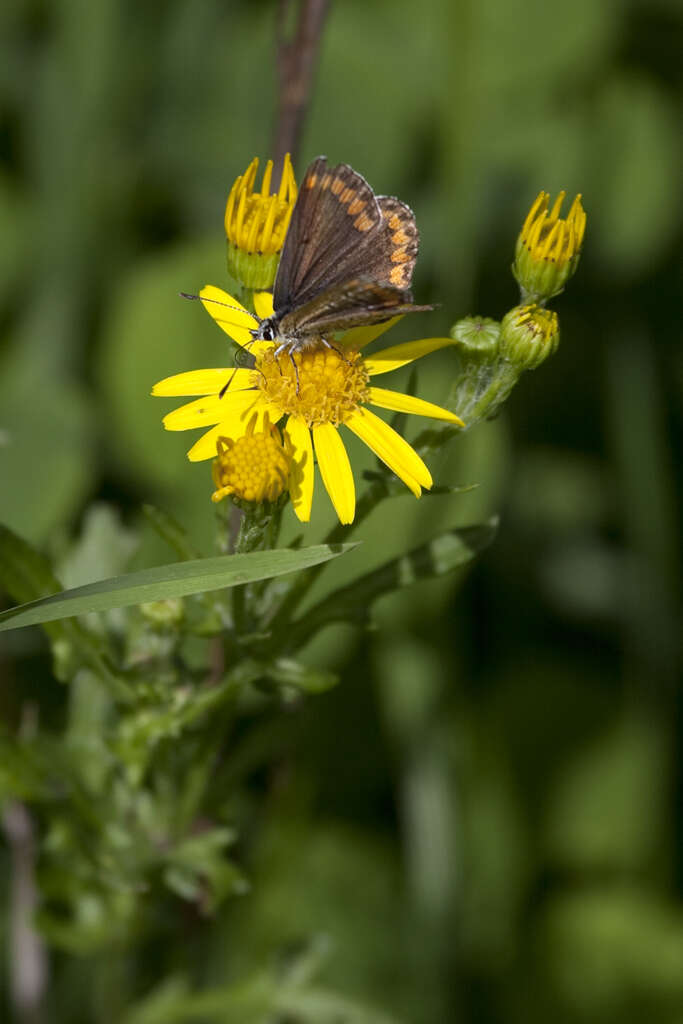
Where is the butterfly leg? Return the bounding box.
[288,351,301,394]
[319,336,352,364]
[274,342,291,378]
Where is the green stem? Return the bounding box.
[231,502,285,640]
[446,355,520,428]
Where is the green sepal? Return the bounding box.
[227,241,280,291]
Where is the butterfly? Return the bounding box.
[186,156,432,391]
[255,155,432,351]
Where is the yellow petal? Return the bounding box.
[341,316,403,351]
[253,290,275,320]
[368,387,464,426]
[151,368,252,396]
[185,397,274,462]
[284,416,314,522]
[164,390,258,431]
[187,424,230,463]
[312,422,355,525]
[345,407,432,497]
[364,337,454,377]
[199,285,258,347]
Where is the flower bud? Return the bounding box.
[499,304,560,371]
[513,191,586,302]
[450,315,501,357]
[225,154,297,291]
[447,315,517,425]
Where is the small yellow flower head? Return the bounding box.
[513,191,586,302]
[225,154,297,290]
[499,303,560,371]
[211,416,291,505]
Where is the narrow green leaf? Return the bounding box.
[0,543,357,632]
[285,520,498,647]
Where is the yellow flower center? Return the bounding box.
[256,345,369,428]
[225,154,297,256]
[211,427,290,504]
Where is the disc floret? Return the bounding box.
[211,417,291,505]
[256,346,370,428]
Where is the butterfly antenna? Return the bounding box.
[179,292,257,317]
[218,338,264,398]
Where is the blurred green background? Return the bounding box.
[1,0,682,1021]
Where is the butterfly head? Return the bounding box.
[253,316,279,343]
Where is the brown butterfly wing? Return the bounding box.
[273,159,420,316]
[278,280,432,337]
[273,158,381,312]
[373,195,420,293]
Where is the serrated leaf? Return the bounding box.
[0,541,357,632]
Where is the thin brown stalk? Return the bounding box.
[272,0,331,185]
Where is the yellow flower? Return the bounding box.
[212,415,291,505]
[225,154,297,290]
[152,289,464,525]
[513,190,586,301]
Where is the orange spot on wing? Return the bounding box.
[331,177,344,195]
[388,213,401,229]
[348,197,365,215]
[391,247,410,263]
[340,187,355,204]
[321,174,332,190]
[354,212,374,232]
[306,174,318,189]
[392,229,409,244]
[390,265,407,285]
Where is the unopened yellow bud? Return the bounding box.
[225,154,297,290]
[513,191,586,302]
[499,304,560,370]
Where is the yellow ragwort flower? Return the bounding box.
[225,154,297,290]
[212,416,291,505]
[152,289,464,525]
[513,190,586,302]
